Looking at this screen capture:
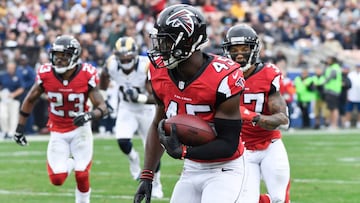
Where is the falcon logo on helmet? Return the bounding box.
[166,9,195,36]
[147,4,208,69]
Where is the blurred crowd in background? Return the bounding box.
[0,0,359,137]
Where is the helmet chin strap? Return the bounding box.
[240,50,255,72]
[164,57,184,69]
[54,61,77,74]
[241,63,252,72]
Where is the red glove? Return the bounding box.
[240,106,260,125]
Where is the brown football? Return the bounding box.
[164,114,216,146]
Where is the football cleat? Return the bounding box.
[152,172,164,199]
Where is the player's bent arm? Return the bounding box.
[143,103,165,171]
[185,94,242,160]
[99,68,110,90]
[144,79,156,104]
[18,83,44,125]
[257,91,289,130]
[88,87,109,119]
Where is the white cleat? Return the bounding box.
[152,172,164,199]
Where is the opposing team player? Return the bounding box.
[14,35,108,203]
[99,36,163,198]
[222,24,291,203]
[134,4,246,203]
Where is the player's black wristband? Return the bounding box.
[20,110,30,117]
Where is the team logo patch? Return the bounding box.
[235,77,245,88]
[166,9,195,36]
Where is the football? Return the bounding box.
[163,114,216,146]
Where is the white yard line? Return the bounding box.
[0,189,170,201]
[283,128,359,136]
[293,178,360,184]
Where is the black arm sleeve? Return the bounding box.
[185,118,242,160]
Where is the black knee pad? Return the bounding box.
[117,139,132,154]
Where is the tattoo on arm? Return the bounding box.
[257,92,289,130]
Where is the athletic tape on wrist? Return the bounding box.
[137,94,148,104]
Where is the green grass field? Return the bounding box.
[1,129,359,203]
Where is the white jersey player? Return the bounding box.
[99,36,163,198]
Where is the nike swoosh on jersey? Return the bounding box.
[221,168,233,172]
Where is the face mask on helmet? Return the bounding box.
[50,35,81,74]
[222,24,260,72]
[227,43,259,72]
[52,52,74,74]
[147,4,208,69]
[148,31,185,69]
[114,37,139,71]
[116,55,137,71]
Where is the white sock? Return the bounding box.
[128,148,138,160]
[154,171,161,184]
[75,187,91,203]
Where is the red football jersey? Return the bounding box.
[280,76,296,103]
[36,63,99,133]
[240,63,283,150]
[150,54,245,162]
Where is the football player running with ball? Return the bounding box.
[134,4,247,203]
[99,36,163,198]
[222,24,291,203]
[14,35,108,203]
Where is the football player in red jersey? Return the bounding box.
[134,4,246,203]
[223,24,291,203]
[14,35,108,203]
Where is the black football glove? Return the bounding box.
[158,119,186,159]
[14,124,27,146]
[73,112,95,126]
[125,87,139,102]
[134,170,153,203]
